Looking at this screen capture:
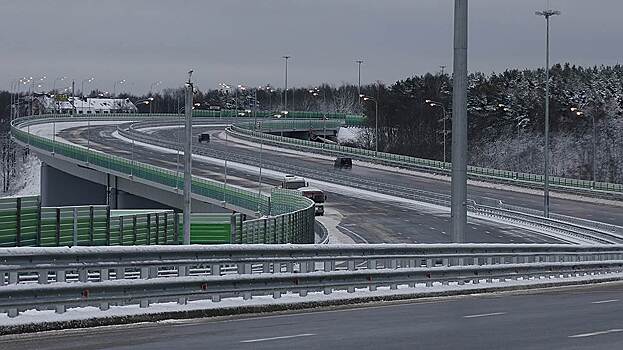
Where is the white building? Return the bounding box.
[34,95,138,114]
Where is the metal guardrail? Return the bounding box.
[10,115,316,245]
[1,244,623,316]
[122,121,623,245]
[228,123,623,196]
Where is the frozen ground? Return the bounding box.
[0,155,41,197]
[337,126,363,144]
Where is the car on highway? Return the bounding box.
[198,133,210,143]
[334,157,352,169]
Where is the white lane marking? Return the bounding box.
[569,329,623,338]
[240,333,315,343]
[463,312,507,318]
[591,299,620,304]
[337,225,369,243]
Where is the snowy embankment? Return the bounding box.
[337,126,363,144]
[1,120,130,198]
[10,156,41,197]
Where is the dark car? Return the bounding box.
[198,133,210,143]
[334,157,352,169]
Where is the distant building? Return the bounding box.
[32,94,138,115]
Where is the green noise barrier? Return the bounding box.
[10,114,317,245]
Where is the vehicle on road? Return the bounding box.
[334,157,352,169]
[281,175,307,189]
[297,186,326,216]
[198,133,210,143]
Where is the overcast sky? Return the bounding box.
[1,0,621,94]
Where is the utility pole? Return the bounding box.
[451,0,468,243]
[440,65,446,76]
[282,56,290,111]
[183,70,194,245]
[536,8,560,218]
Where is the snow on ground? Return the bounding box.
[0,155,41,197]
[1,273,620,327]
[337,126,363,144]
[25,120,127,141]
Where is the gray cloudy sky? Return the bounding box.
[1,0,621,94]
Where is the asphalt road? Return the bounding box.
[4,281,623,350]
[58,124,562,244]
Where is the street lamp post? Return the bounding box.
[183,71,194,245]
[113,79,126,97]
[282,56,290,111]
[536,8,560,218]
[360,95,378,156]
[356,60,363,106]
[426,100,448,165]
[81,77,94,162]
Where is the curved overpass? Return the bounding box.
[13,113,622,245]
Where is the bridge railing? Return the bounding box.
[1,244,623,317]
[10,115,316,245]
[228,122,623,196]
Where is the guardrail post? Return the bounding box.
[115,267,125,280]
[100,269,109,281]
[324,260,335,272]
[55,305,66,314]
[56,270,65,283]
[8,272,18,284]
[79,268,88,282]
[367,259,377,270]
[38,270,48,284]
[211,264,221,276]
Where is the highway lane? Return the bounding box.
[5,281,623,349]
[156,125,623,227]
[58,125,560,244]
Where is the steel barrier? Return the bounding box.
[1,244,623,316]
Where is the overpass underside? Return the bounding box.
[39,153,227,214]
